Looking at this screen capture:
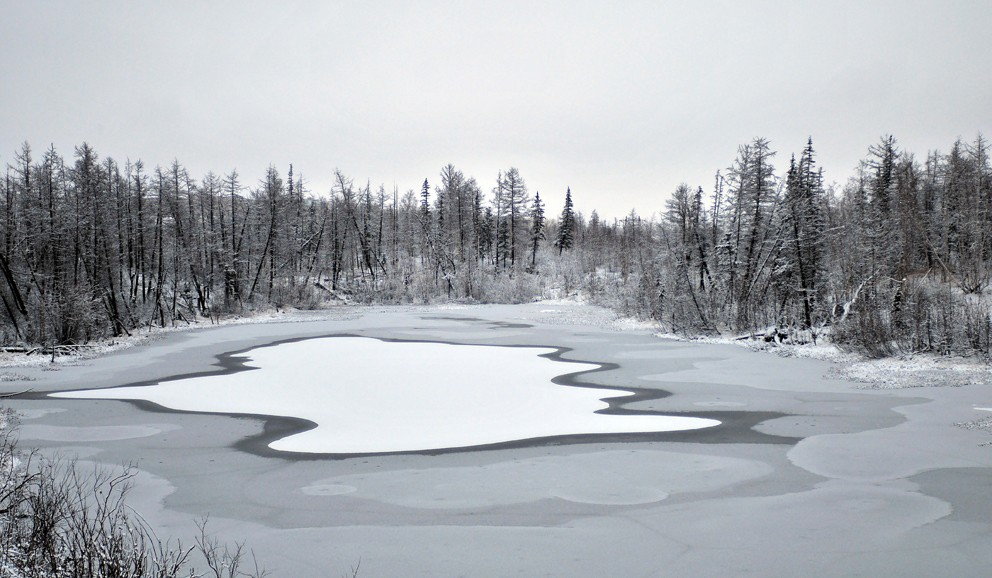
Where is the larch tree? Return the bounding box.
[723,137,779,330]
[663,183,715,332]
[496,168,529,269]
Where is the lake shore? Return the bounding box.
[2,302,991,576]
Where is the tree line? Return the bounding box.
[653,134,992,357]
[1,135,990,357]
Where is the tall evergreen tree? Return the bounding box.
[864,135,899,275]
[529,191,545,268]
[554,187,575,255]
[419,178,431,265]
[781,138,826,329]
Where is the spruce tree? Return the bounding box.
[554,187,575,255]
[782,138,826,329]
[419,178,431,223]
[529,191,545,268]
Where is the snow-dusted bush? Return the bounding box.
[834,277,992,358]
[470,269,541,304]
[0,410,268,578]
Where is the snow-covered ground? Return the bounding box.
[656,328,992,390]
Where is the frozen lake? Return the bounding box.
[54,336,719,454]
[6,303,991,576]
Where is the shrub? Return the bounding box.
[0,408,267,578]
[833,277,992,359]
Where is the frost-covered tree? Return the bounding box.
[496,168,529,269]
[529,191,545,268]
[663,183,715,332]
[554,187,575,255]
[1,135,990,356]
[779,138,826,329]
[723,137,779,330]
[862,135,899,275]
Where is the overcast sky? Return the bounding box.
[2,1,989,219]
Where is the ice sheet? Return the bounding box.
[54,337,718,453]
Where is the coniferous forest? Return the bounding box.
[1,134,991,358]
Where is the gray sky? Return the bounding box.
[2,1,990,219]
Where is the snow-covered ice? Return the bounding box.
[53,336,719,454]
[6,303,992,576]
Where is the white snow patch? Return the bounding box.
[836,355,992,389]
[655,330,992,390]
[954,414,992,444]
[525,301,661,333]
[611,317,662,332]
[655,332,857,363]
[53,337,719,454]
[534,294,590,306]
